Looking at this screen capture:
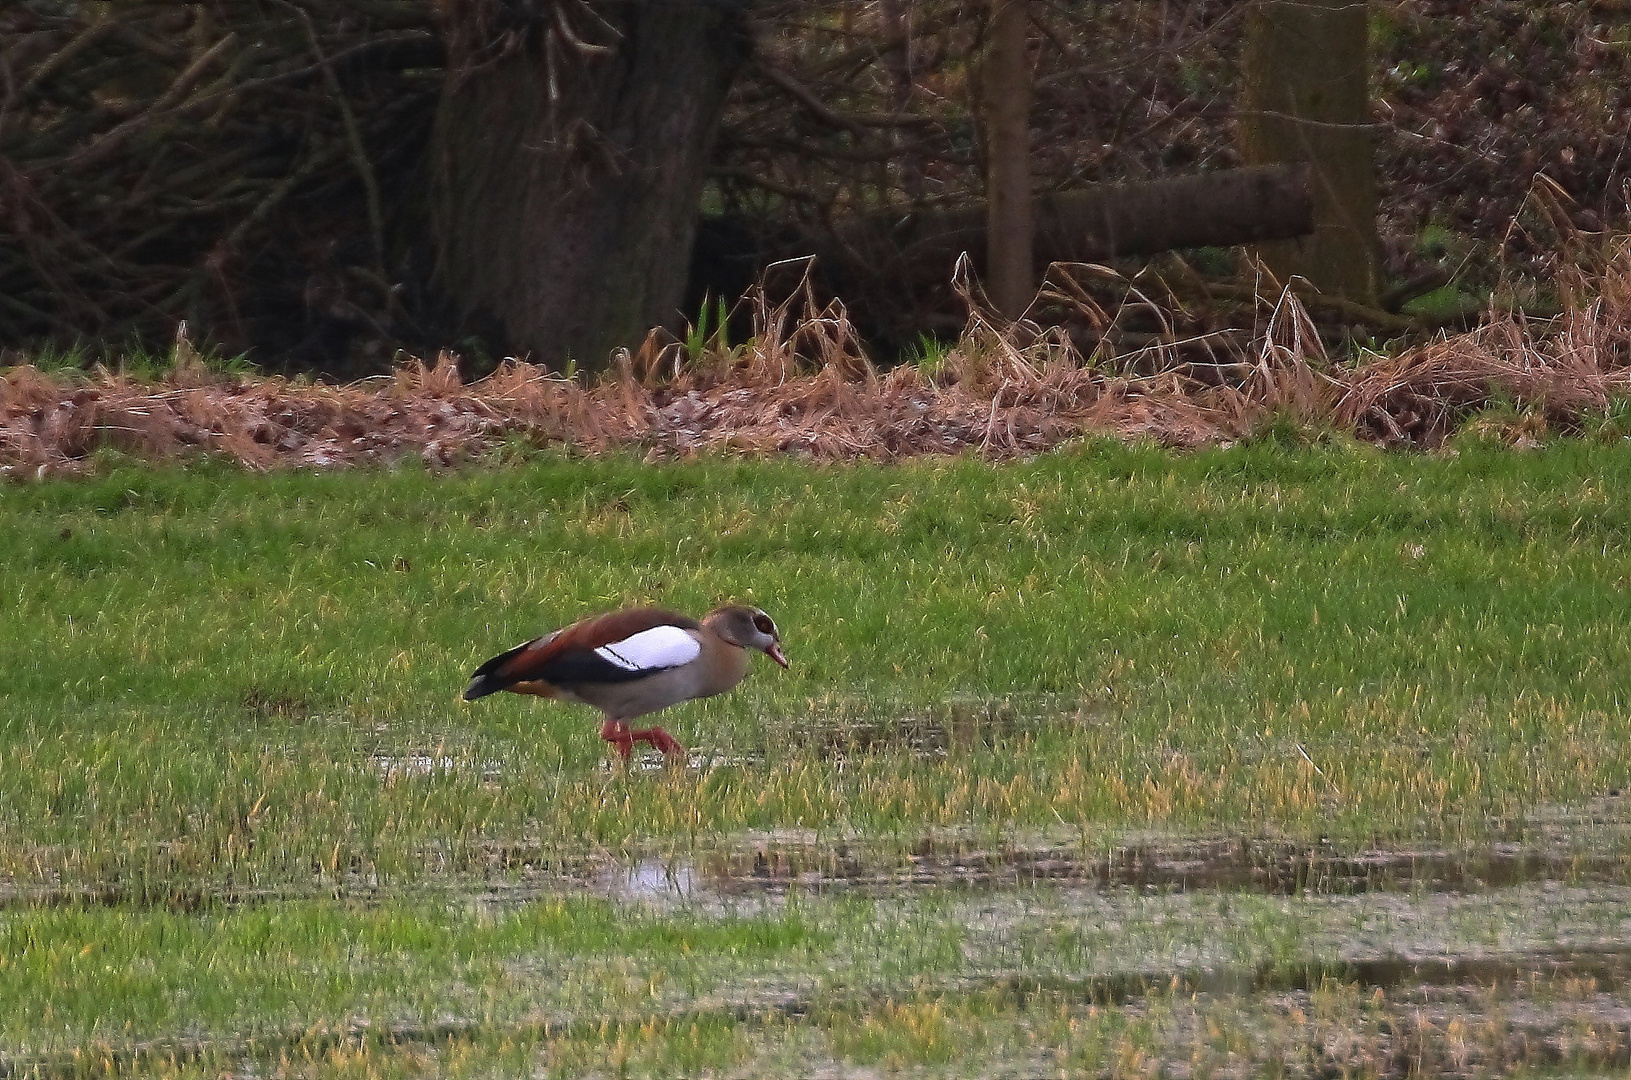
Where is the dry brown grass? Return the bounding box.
[4,241,1629,478]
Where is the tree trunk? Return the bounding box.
[430,2,750,372]
[980,0,1034,319]
[1238,0,1379,304]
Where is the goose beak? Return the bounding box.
[766,641,789,668]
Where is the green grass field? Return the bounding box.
[5,435,1631,1076]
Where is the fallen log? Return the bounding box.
[854,162,1314,272]
[689,163,1314,346]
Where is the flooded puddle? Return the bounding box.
[673,834,1631,898]
[8,797,1628,913]
[369,753,505,780]
[565,802,1631,904]
[595,858,701,904]
[762,695,1071,758]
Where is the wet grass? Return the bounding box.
[6,436,1631,1073]
[6,437,1631,886]
[8,880,1631,1076]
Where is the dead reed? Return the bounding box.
[3,240,1629,478]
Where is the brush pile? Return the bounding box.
[4,240,1629,478]
[0,1,442,367]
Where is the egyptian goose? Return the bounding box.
[462,605,788,760]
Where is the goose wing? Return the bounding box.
[463,608,702,700]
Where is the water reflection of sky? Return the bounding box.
[599,858,701,907]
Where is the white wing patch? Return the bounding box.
[594,625,701,674]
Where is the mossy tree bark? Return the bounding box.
[1239,0,1380,304]
[980,0,1034,319]
[430,1,751,372]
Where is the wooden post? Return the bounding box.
[1239,0,1380,304]
[879,0,922,201]
[981,0,1034,320]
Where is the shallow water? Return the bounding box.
[7,798,1631,1076]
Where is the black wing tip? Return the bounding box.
[462,676,500,701]
[470,642,524,680]
[464,639,534,701]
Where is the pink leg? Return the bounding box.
[599,718,634,761]
[631,726,686,759]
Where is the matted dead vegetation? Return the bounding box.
[4,241,1629,479]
